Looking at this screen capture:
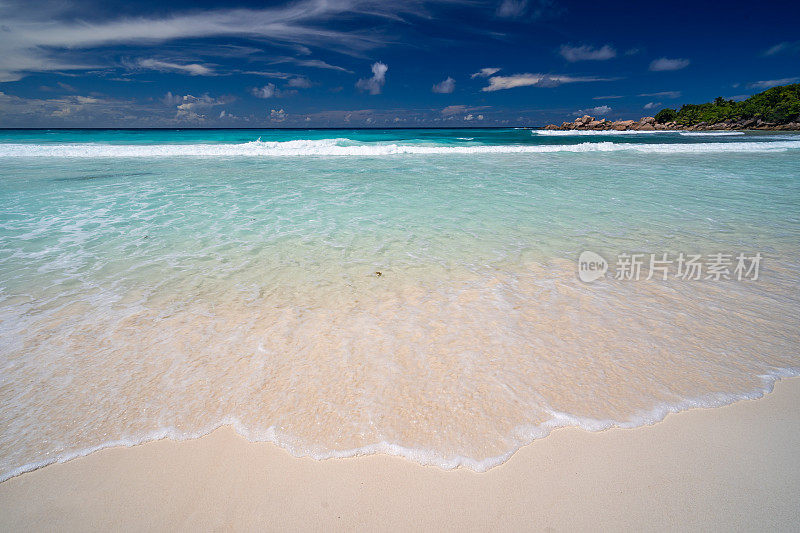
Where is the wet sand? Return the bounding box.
[1,378,798,531]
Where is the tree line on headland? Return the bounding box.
[545,83,800,131]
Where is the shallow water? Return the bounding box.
[1,129,798,479]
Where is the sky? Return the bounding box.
[0,0,798,128]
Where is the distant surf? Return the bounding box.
[0,138,798,157]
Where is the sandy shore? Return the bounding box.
[1,378,799,531]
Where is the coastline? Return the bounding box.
[543,115,800,132]
[2,377,799,530]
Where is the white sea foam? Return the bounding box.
[1,138,799,157]
[533,130,671,136]
[678,131,747,136]
[1,257,798,481]
[2,368,796,482]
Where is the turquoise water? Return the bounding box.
[1,129,799,479]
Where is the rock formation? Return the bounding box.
[544,115,800,131]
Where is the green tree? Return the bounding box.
[654,108,677,123]
[663,84,800,125]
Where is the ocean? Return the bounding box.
[1,128,798,480]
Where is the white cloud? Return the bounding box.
[161,92,183,106]
[252,84,280,99]
[0,0,417,81]
[356,62,388,95]
[441,104,487,117]
[286,76,312,88]
[165,93,229,121]
[218,109,240,120]
[464,114,474,121]
[496,0,528,18]
[649,58,690,71]
[243,71,295,79]
[559,44,616,62]
[269,57,353,73]
[481,73,612,91]
[0,90,116,121]
[764,41,800,56]
[270,108,287,122]
[250,81,299,99]
[164,92,228,110]
[643,102,661,110]
[496,0,558,20]
[156,92,234,122]
[638,91,681,98]
[470,67,500,79]
[765,43,789,56]
[747,77,800,89]
[136,59,213,76]
[0,89,239,126]
[574,105,611,116]
[442,105,468,116]
[432,76,455,94]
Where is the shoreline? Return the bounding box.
[2,377,799,530]
[544,115,800,132]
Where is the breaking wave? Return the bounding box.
[1,138,799,157]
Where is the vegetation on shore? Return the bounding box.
[655,84,800,126]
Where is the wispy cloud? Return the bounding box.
[482,73,614,91]
[0,88,242,126]
[638,91,681,98]
[135,59,214,76]
[242,71,296,79]
[643,101,660,110]
[441,104,488,116]
[269,57,354,73]
[356,62,388,95]
[432,76,455,93]
[649,58,690,71]
[496,0,528,18]
[0,91,122,121]
[287,76,312,88]
[747,77,799,89]
[470,67,500,79]
[559,44,616,62]
[496,0,561,20]
[269,108,287,122]
[763,41,800,56]
[163,92,231,120]
[251,84,283,99]
[0,0,429,81]
[575,105,611,116]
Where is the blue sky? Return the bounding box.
[0,0,798,127]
